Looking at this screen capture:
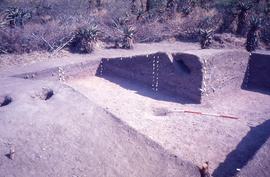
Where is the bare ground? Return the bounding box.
[67,75,270,176]
[0,42,270,177]
[0,77,199,177]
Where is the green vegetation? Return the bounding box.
[199,28,214,49]
[0,0,269,54]
[70,25,100,53]
[3,7,32,28]
[246,16,262,52]
[122,25,136,49]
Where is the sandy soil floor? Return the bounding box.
[1,42,269,177]
[0,78,199,177]
[67,76,270,176]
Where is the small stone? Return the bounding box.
[9,146,15,160]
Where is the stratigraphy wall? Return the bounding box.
[97,52,203,103]
[243,51,270,92]
[96,49,249,103]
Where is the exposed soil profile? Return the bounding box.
[96,52,203,103]
[96,50,249,103]
[243,51,270,93]
[1,47,269,177]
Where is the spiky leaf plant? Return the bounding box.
[146,0,167,11]
[3,7,31,28]
[122,25,136,49]
[166,0,177,13]
[246,16,262,52]
[0,21,7,28]
[112,14,129,28]
[70,25,100,53]
[199,28,214,49]
[265,2,270,15]
[181,6,193,16]
[236,1,253,35]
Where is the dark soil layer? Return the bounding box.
[244,51,270,92]
[97,52,202,103]
[96,50,249,103]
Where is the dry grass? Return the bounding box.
[0,0,269,54]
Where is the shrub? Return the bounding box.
[3,7,32,28]
[199,28,214,49]
[69,25,100,53]
[236,1,253,35]
[121,25,136,49]
[246,16,261,52]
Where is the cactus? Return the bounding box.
[112,14,129,28]
[122,25,136,49]
[3,7,31,28]
[166,0,177,13]
[246,16,262,52]
[265,1,270,15]
[0,21,7,28]
[236,1,253,35]
[70,25,100,53]
[199,28,214,49]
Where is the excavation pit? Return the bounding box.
[95,50,250,103]
[243,51,270,94]
[0,95,12,107]
[7,48,270,177]
[38,88,54,100]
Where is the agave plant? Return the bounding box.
[3,7,31,28]
[0,21,7,28]
[265,2,270,15]
[236,1,253,35]
[122,25,136,49]
[181,6,192,16]
[166,0,177,13]
[146,0,167,11]
[70,25,100,53]
[112,14,129,28]
[199,28,214,49]
[246,16,262,52]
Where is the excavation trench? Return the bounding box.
[11,50,270,176]
[96,52,203,103]
[0,78,201,177]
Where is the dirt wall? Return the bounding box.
[244,51,270,92]
[13,60,100,81]
[201,50,250,102]
[13,49,250,104]
[96,50,249,103]
[96,52,204,103]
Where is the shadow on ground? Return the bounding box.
[212,119,270,177]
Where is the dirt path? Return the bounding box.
[67,76,270,175]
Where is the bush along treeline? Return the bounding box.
[0,0,269,54]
